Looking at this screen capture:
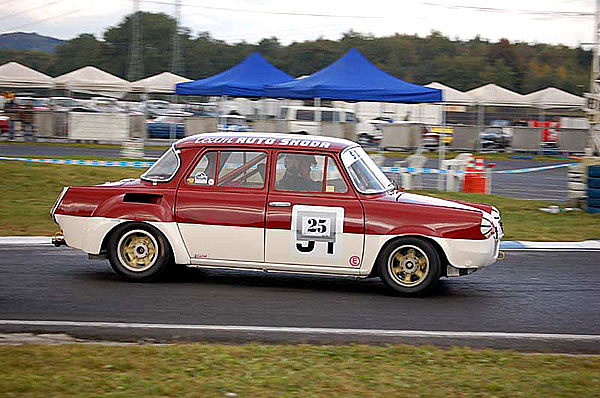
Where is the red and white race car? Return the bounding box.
[51,133,503,296]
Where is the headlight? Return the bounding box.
[491,206,501,221]
[491,206,503,237]
[480,215,494,238]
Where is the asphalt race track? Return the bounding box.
[0,246,598,353]
[0,143,575,202]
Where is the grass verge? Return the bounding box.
[0,343,598,397]
[413,190,600,241]
[1,160,598,240]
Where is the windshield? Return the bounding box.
[341,146,393,194]
[141,147,180,182]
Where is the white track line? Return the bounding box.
[1,320,598,342]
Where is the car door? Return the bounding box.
[265,150,364,268]
[175,148,269,262]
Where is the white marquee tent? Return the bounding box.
[54,66,131,97]
[523,87,584,109]
[466,83,528,107]
[426,82,473,104]
[131,72,191,94]
[0,61,54,89]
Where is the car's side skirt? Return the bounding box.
[188,258,363,276]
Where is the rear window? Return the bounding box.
[141,147,180,182]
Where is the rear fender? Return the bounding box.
[92,192,175,222]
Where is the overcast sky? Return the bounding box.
[0,0,596,48]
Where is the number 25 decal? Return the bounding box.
[292,206,343,257]
[306,218,327,234]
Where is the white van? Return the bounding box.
[279,106,357,135]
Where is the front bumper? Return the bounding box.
[432,234,501,270]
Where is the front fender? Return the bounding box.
[386,225,441,238]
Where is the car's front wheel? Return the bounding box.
[378,237,441,296]
[108,223,171,281]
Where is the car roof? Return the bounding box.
[175,132,357,153]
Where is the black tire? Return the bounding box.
[589,165,600,178]
[588,177,600,189]
[589,188,600,198]
[378,237,441,296]
[108,222,172,281]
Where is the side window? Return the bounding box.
[296,109,315,121]
[217,151,267,188]
[187,151,217,186]
[275,153,324,192]
[325,157,348,193]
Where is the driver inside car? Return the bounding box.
[277,154,322,192]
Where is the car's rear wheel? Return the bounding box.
[378,237,441,296]
[108,223,171,281]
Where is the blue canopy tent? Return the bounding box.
[264,48,442,103]
[175,52,293,97]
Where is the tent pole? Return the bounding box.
[477,103,483,152]
[437,103,446,191]
[261,97,266,133]
[315,97,321,135]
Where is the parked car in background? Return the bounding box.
[0,114,9,135]
[278,106,357,135]
[480,120,512,150]
[357,116,393,146]
[145,100,172,118]
[218,114,251,132]
[147,115,186,139]
[50,133,504,296]
[90,97,124,113]
[185,102,218,116]
[49,97,79,112]
[421,124,453,151]
[14,97,49,111]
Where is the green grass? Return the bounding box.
[0,343,598,397]
[413,190,600,241]
[1,160,140,235]
[1,160,598,240]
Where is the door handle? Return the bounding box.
[269,201,291,207]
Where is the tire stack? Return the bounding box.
[567,163,586,207]
[588,165,600,214]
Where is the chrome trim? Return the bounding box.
[269,201,291,207]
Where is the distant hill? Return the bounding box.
[0,32,64,53]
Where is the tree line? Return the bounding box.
[0,11,592,95]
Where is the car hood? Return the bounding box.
[397,192,491,214]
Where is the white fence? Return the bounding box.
[69,113,130,141]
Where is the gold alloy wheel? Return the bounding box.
[116,229,159,272]
[387,245,430,287]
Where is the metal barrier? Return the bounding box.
[322,122,355,141]
[69,113,129,141]
[511,127,541,152]
[450,125,479,150]
[557,128,588,154]
[184,117,218,136]
[381,123,421,150]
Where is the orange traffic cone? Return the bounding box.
[463,157,487,193]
